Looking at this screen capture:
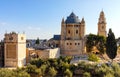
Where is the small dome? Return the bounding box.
[65,12,80,24]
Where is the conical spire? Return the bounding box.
[100,10,105,17]
[65,12,80,23]
[81,17,85,23]
[62,18,64,23]
[98,10,106,23]
[69,12,76,17]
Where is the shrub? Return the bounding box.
[95,64,114,77]
[83,72,91,77]
[0,68,15,77]
[47,67,57,77]
[88,53,100,62]
[104,73,114,77]
[64,69,72,77]
[40,64,47,76]
[112,63,120,77]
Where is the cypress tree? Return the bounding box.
[106,28,117,62]
[36,37,40,44]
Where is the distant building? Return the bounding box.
[26,39,48,50]
[26,39,36,48]
[47,35,61,48]
[4,32,26,67]
[60,12,86,56]
[26,48,60,63]
[98,10,107,37]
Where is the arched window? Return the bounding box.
[21,37,24,40]
[102,26,104,29]
[68,30,70,34]
[76,30,78,34]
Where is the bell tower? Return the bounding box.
[98,10,106,37]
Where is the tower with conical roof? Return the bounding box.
[60,12,85,56]
[98,10,106,37]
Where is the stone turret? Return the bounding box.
[98,10,107,37]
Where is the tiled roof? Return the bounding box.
[53,35,61,40]
[65,12,80,24]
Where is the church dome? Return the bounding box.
[65,12,80,24]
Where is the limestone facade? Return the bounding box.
[98,11,107,37]
[4,32,26,67]
[60,12,85,56]
[26,48,60,63]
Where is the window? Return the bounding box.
[21,37,24,40]
[75,43,77,45]
[76,30,78,34]
[68,30,70,34]
[102,26,104,29]
[9,37,13,40]
[70,43,72,45]
[67,43,69,45]
[78,43,80,45]
[75,25,78,27]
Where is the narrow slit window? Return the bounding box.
[76,30,78,34]
[68,30,70,34]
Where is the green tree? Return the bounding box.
[95,64,114,77]
[30,58,44,68]
[15,71,30,77]
[47,67,57,77]
[64,69,73,77]
[88,53,100,62]
[14,68,30,77]
[0,68,15,77]
[40,64,48,76]
[112,63,120,77]
[86,34,95,52]
[86,34,105,54]
[96,36,106,55]
[26,64,42,77]
[106,29,117,62]
[35,37,40,44]
[83,72,91,77]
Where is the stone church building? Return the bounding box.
[60,12,86,56]
[60,11,106,56]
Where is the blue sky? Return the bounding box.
[0,0,120,40]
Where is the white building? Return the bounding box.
[4,32,26,67]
